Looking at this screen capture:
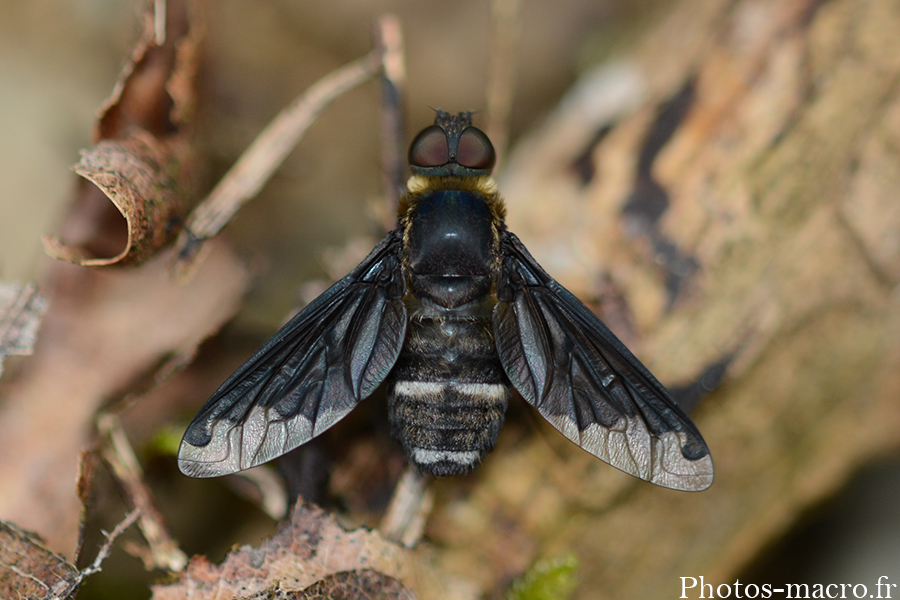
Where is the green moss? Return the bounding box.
[148,424,185,457]
[506,555,579,600]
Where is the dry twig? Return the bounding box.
[97,413,187,572]
[376,14,407,224]
[170,50,385,279]
[485,0,521,169]
[380,468,432,548]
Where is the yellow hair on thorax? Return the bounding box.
[399,175,506,222]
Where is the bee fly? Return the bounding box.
[178,111,714,491]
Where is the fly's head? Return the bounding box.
[408,111,496,178]
[402,111,504,223]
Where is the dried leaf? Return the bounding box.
[44,0,201,267]
[247,570,416,600]
[94,0,198,141]
[0,1,243,561]
[151,503,414,600]
[0,521,80,600]
[43,134,189,266]
[0,506,140,600]
[0,282,46,379]
[0,240,250,557]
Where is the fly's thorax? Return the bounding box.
[400,175,506,261]
[400,186,505,308]
[387,295,510,477]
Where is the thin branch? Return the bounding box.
[379,468,432,548]
[170,50,384,280]
[78,508,142,579]
[485,0,522,170]
[228,466,289,521]
[375,14,407,226]
[46,508,141,600]
[97,413,188,572]
[153,0,166,45]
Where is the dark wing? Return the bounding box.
[178,230,407,478]
[494,232,713,491]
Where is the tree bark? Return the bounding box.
[417,0,900,597]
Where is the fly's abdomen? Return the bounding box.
[387,305,510,477]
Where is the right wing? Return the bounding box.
[494,232,713,491]
[178,230,407,477]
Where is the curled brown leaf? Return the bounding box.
[44,0,201,268]
[43,134,189,267]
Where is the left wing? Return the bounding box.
[178,230,407,478]
[493,232,713,491]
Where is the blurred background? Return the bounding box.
[1,0,897,598]
[0,0,640,328]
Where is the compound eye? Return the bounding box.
[457,127,496,170]
[408,125,449,168]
